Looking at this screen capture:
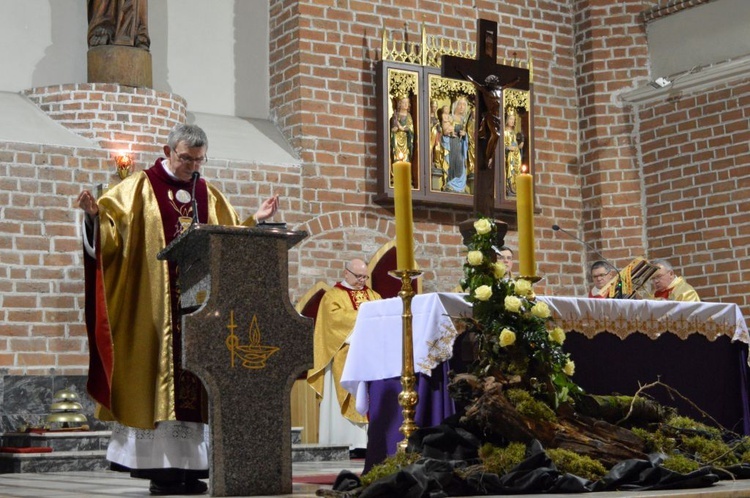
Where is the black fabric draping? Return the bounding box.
[329,419,738,496]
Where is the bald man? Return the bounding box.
[650,258,700,302]
[307,259,381,452]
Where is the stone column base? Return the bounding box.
[87,45,153,88]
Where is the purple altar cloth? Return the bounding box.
[363,358,458,472]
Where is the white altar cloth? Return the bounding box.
[538,296,749,343]
[340,293,749,413]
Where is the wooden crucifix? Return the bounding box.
[442,18,530,219]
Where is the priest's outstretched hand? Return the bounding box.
[253,194,280,222]
[77,189,99,217]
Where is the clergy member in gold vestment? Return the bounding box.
[308,258,381,453]
[650,258,700,302]
[77,124,279,496]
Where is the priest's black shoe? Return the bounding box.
[185,479,208,495]
[149,479,207,495]
[149,479,184,495]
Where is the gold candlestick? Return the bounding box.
[389,268,422,452]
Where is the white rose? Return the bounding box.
[563,360,576,376]
[492,262,506,279]
[531,301,551,319]
[467,251,484,266]
[474,285,493,301]
[499,328,516,347]
[514,279,532,296]
[549,327,566,345]
[504,295,522,313]
[474,218,492,235]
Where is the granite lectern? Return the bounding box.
[158,224,312,497]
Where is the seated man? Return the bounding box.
[589,260,617,298]
[649,258,700,302]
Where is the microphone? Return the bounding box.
[191,171,200,225]
[551,224,623,298]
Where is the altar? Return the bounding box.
[341,293,750,470]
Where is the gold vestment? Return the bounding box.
[307,285,381,424]
[86,169,254,429]
[656,276,700,302]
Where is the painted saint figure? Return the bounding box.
[390,95,414,163]
[504,109,525,196]
[451,95,475,181]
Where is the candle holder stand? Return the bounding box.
[388,268,423,452]
[517,275,542,284]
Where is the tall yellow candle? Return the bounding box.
[516,170,536,277]
[393,161,415,270]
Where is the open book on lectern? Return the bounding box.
[595,257,659,299]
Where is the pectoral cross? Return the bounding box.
[442,19,530,218]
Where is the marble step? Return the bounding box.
[0,429,349,473]
[1,430,110,452]
[0,444,349,474]
[0,450,110,474]
[292,443,349,462]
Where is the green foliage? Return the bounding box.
[459,216,582,409]
[631,427,676,454]
[477,442,527,475]
[661,454,701,474]
[680,435,738,467]
[665,415,721,439]
[547,448,607,481]
[359,450,422,487]
[633,415,750,469]
[505,388,557,423]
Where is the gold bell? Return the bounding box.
[45,388,88,429]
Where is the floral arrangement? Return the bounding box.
[459,216,581,408]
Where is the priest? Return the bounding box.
[649,258,700,302]
[77,123,279,495]
[588,260,618,299]
[307,258,381,455]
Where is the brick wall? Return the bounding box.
[23,84,186,157]
[571,0,655,284]
[1,141,99,374]
[637,79,750,310]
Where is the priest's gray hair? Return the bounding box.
[650,258,673,271]
[168,124,208,150]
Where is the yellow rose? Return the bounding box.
[499,328,516,347]
[563,360,576,376]
[491,261,506,279]
[531,301,551,319]
[474,285,493,301]
[514,279,532,296]
[549,327,566,345]
[474,218,492,235]
[467,251,484,266]
[504,295,522,313]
